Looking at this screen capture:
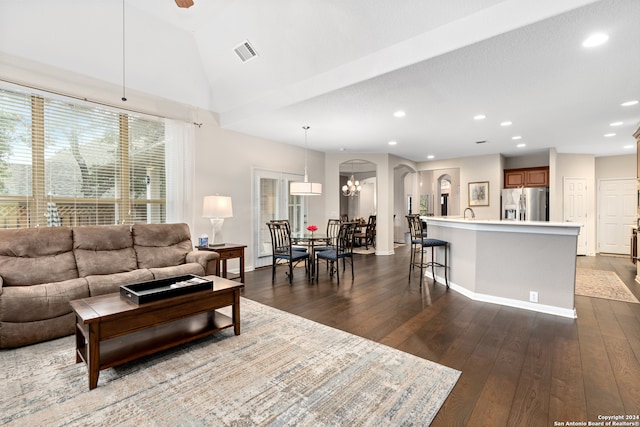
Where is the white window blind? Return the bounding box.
[0,86,166,228]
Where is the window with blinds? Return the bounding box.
[0,86,166,228]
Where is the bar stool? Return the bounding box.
[406,214,449,288]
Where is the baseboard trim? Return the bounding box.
[427,273,577,319]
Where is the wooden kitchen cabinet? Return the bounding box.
[504,166,549,188]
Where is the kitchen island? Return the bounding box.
[424,217,581,318]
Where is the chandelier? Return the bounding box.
[341,161,361,197]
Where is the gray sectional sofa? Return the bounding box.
[0,223,220,348]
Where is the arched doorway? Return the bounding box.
[339,160,376,221]
[439,174,451,216]
[394,163,416,242]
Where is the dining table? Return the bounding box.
[291,232,329,279]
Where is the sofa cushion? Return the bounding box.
[0,278,89,322]
[85,269,155,297]
[73,225,137,277]
[149,263,206,280]
[133,223,193,269]
[0,227,79,286]
[0,313,76,349]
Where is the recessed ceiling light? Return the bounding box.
[427,155,435,159]
[621,100,639,107]
[517,143,526,148]
[610,121,623,126]
[624,145,634,149]
[388,140,397,146]
[500,121,512,127]
[473,114,486,120]
[393,110,406,118]
[512,136,522,140]
[604,133,616,137]
[582,33,608,48]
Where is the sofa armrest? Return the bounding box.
[186,251,220,276]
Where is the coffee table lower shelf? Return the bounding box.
[70,275,243,390]
[75,311,233,371]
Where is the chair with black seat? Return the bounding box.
[270,219,308,252]
[354,215,376,249]
[323,218,342,248]
[267,221,309,284]
[313,219,341,274]
[406,214,449,288]
[316,221,356,284]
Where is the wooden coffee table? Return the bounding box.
[70,275,243,390]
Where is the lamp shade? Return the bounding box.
[290,181,322,196]
[202,195,233,218]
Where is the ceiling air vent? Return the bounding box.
[233,40,258,63]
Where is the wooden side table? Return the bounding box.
[197,243,246,283]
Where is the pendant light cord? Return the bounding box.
[303,125,310,182]
[121,0,127,102]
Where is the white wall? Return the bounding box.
[595,154,635,180]
[192,111,326,271]
[417,154,503,220]
[504,151,550,169]
[459,155,503,219]
[417,168,461,217]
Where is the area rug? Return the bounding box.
[0,298,460,426]
[575,268,639,303]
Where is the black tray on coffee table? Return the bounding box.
[120,274,213,304]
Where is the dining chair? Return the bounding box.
[316,221,356,283]
[316,218,341,251]
[406,214,449,288]
[267,221,309,284]
[354,215,376,249]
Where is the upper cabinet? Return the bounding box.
[504,166,549,188]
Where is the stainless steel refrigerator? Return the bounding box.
[501,187,549,221]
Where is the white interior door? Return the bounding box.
[563,177,588,255]
[598,178,636,254]
[253,169,305,268]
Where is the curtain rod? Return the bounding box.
[0,77,203,127]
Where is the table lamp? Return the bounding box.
[202,195,233,246]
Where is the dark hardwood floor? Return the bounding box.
[241,246,640,427]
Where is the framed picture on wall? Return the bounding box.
[468,181,489,206]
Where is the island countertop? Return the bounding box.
[424,216,582,235]
[422,216,580,318]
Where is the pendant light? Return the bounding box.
[290,126,322,196]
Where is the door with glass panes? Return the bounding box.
[253,169,307,268]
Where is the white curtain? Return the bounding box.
[165,119,195,232]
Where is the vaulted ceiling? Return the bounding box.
[1,0,639,161]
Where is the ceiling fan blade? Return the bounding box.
[175,0,194,8]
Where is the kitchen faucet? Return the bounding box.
[464,207,475,220]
